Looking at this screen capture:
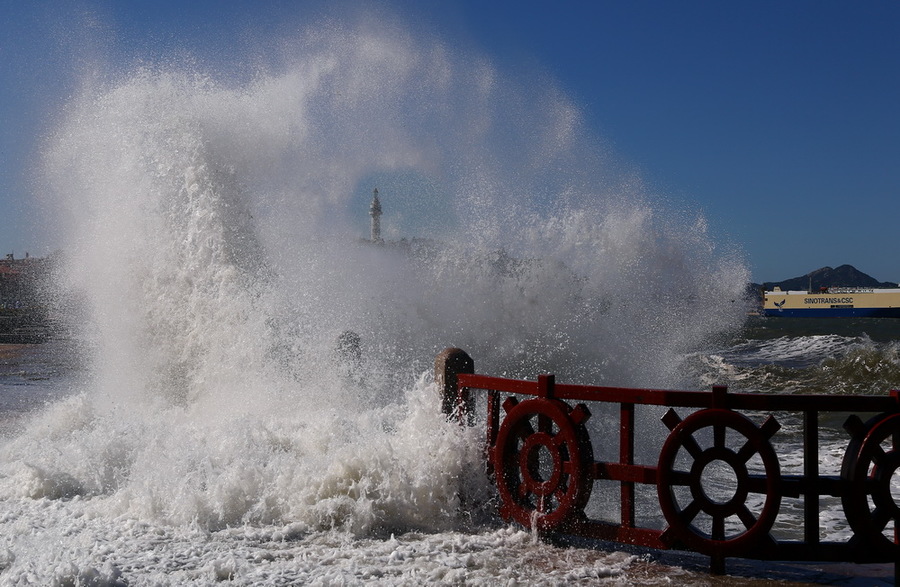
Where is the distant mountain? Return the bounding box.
[760,264,898,292]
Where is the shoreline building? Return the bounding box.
[362,188,437,259]
[0,253,45,311]
[369,188,382,243]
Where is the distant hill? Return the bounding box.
[759,264,898,292]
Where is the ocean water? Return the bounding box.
[688,317,900,409]
[2,18,895,586]
[3,323,899,585]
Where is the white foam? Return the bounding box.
[8,12,755,584]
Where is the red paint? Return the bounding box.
[450,370,900,574]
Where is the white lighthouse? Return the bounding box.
[369,188,383,242]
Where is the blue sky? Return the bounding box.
[1,1,898,283]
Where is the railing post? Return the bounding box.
[893,390,900,583]
[804,409,819,547]
[711,385,728,408]
[435,347,474,423]
[620,402,635,529]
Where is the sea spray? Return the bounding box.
[11,16,749,558]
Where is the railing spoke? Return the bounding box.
[679,499,702,525]
[736,439,757,464]
[714,423,726,450]
[669,469,692,486]
[737,504,758,530]
[712,514,725,541]
[872,506,891,532]
[682,432,704,460]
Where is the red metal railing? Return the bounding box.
[435,348,900,577]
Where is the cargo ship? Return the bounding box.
[762,286,900,318]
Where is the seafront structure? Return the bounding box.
[361,189,438,256]
[369,188,382,242]
[0,253,51,342]
[0,253,45,311]
[436,347,900,579]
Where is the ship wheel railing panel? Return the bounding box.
[435,348,900,576]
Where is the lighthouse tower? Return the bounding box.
[369,188,383,242]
